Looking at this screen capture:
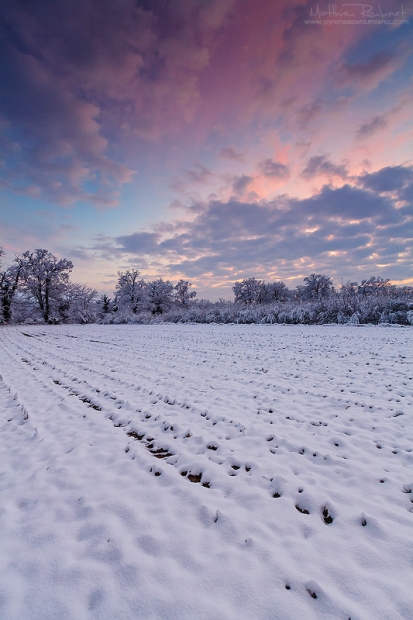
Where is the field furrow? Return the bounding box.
[0,324,412,620]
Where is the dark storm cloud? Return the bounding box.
[112,166,412,280]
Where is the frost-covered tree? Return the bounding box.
[339,281,359,315]
[261,281,289,303]
[398,285,413,300]
[58,283,97,323]
[0,248,22,323]
[146,279,174,314]
[174,279,196,306]
[233,278,290,304]
[357,277,395,297]
[297,274,334,300]
[115,269,146,313]
[233,278,263,304]
[0,264,22,323]
[18,249,73,323]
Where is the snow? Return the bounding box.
[0,324,412,620]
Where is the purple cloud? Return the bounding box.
[258,159,290,179]
[0,0,234,205]
[356,115,388,139]
[336,50,403,90]
[301,156,348,179]
[110,166,412,282]
[219,147,246,162]
[231,175,253,196]
[359,165,413,193]
[115,232,161,255]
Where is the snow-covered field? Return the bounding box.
[0,324,412,620]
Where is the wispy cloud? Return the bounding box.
[301,155,348,179]
[258,159,290,179]
[336,50,404,91]
[356,114,389,139]
[219,147,245,162]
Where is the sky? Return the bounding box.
[0,0,412,300]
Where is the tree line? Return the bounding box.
[1,247,412,325]
[0,248,196,324]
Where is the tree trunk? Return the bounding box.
[44,283,50,323]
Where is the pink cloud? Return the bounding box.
[0,0,411,213]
